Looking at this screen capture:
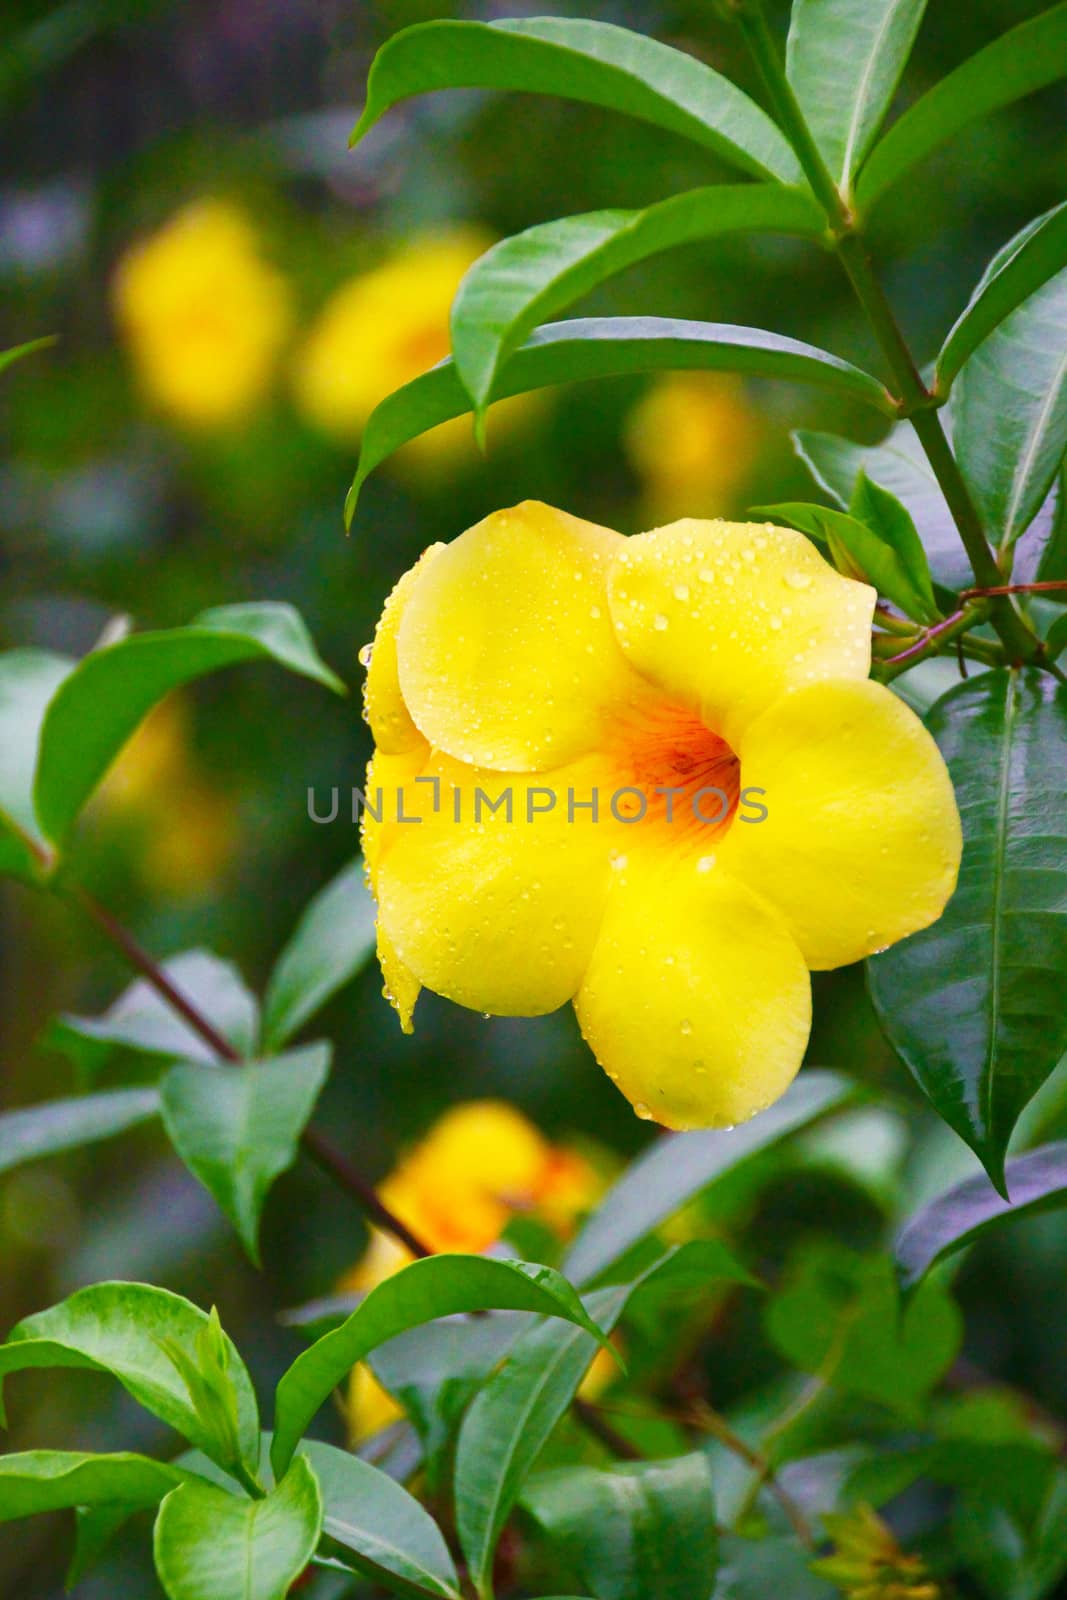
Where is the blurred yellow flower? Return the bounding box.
[112,200,292,427]
[360,501,962,1131]
[812,1505,941,1599]
[293,228,529,465]
[95,697,235,899]
[338,1100,606,1443]
[624,373,762,520]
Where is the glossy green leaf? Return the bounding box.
[0,335,57,376]
[869,670,1067,1187]
[850,472,940,617]
[46,950,260,1078]
[856,3,1067,214]
[153,1454,322,1600]
[300,1439,460,1599]
[521,1453,718,1600]
[938,203,1067,393]
[1037,468,1067,586]
[346,320,891,526]
[896,1140,1067,1288]
[263,860,376,1051]
[752,499,938,621]
[451,185,826,422]
[953,249,1067,548]
[766,1245,961,1411]
[0,1283,259,1471]
[455,1243,753,1593]
[0,649,73,879]
[34,604,344,849]
[159,1045,331,1264]
[271,1255,613,1480]
[0,1450,190,1522]
[563,1071,855,1287]
[352,17,801,183]
[786,0,928,187]
[794,423,971,589]
[0,1088,160,1176]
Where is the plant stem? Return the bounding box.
[67,883,433,1260]
[874,604,989,681]
[572,1396,644,1460]
[732,0,1039,667]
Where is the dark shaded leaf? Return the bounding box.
[263,860,376,1051]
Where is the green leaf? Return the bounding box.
[563,1071,855,1287]
[848,1436,1056,1533]
[68,1504,141,1589]
[352,17,802,184]
[0,1283,259,1471]
[46,951,260,1078]
[299,1439,460,1599]
[451,185,826,423]
[153,1454,322,1600]
[263,860,377,1052]
[752,499,938,622]
[896,1140,1067,1288]
[869,670,1067,1187]
[794,423,971,589]
[786,0,928,188]
[271,1255,613,1481]
[34,604,344,850]
[0,1088,160,1176]
[346,320,891,526]
[856,3,1067,214]
[850,472,939,618]
[159,1046,331,1264]
[521,1453,718,1600]
[952,249,1067,548]
[0,335,57,376]
[0,649,73,879]
[937,203,1067,394]
[455,1243,753,1594]
[0,1450,190,1522]
[717,1533,836,1600]
[766,1245,961,1412]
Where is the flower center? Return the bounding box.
[606,698,741,850]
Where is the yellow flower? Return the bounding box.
[112,200,291,427]
[812,1505,941,1599]
[624,373,762,519]
[293,228,529,464]
[361,501,962,1131]
[338,1101,605,1442]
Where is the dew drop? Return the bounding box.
[673,584,690,602]
[634,1101,654,1121]
[590,604,602,619]
[784,570,812,591]
[696,855,716,873]
[358,642,374,667]
[698,568,715,584]
[653,613,670,631]
[680,1019,693,1036]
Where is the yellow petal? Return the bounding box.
[363,545,445,754]
[574,855,811,1130]
[718,677,962,969]
[375,750,618,1016]
[363,748,427,1029]
[607,519,875,745]
[396,501,643,770]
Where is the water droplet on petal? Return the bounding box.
[634,1101,653,1122]
[654,613,669,631]
[358,642,374,667]
[680,1019,693,1036]
[784,570,812,591]
[674,584,690,602]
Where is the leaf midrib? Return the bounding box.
[1003,339,1067,538]
[840,0,905,182]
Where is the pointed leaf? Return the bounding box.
[856,3,1067,214]
[153,1454,322,1600]
[35,604,344,849]
[850,472,939,618]
[0,335,57,377]
[159,1046,331,1264]
[346,319,891,526]
[0,650,73,879]
[0,1450,191,1522]
[896,1140,1067,1288]
[937,202,1067,393]
[352,17,801,184]
[563,1071,855,1287]
[869,670,1067,1186]
[451,185,826,418]
[0,1088,160,1176]
[953,252,1067,547]
[263,860,376,1052]
[520,1453,718,1600]
[751,500,937,621]
[46,951,259,1078]
[786,0,928,187]
[271,1255,613,1480]
[0,1284,259,1470]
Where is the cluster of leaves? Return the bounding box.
[2,2,1067,1598]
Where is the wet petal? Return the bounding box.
[574,855,811,1130]
[396,501,643,770]
[719,677,962,969]
[363,545,444,754]
[607,518,875,745]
